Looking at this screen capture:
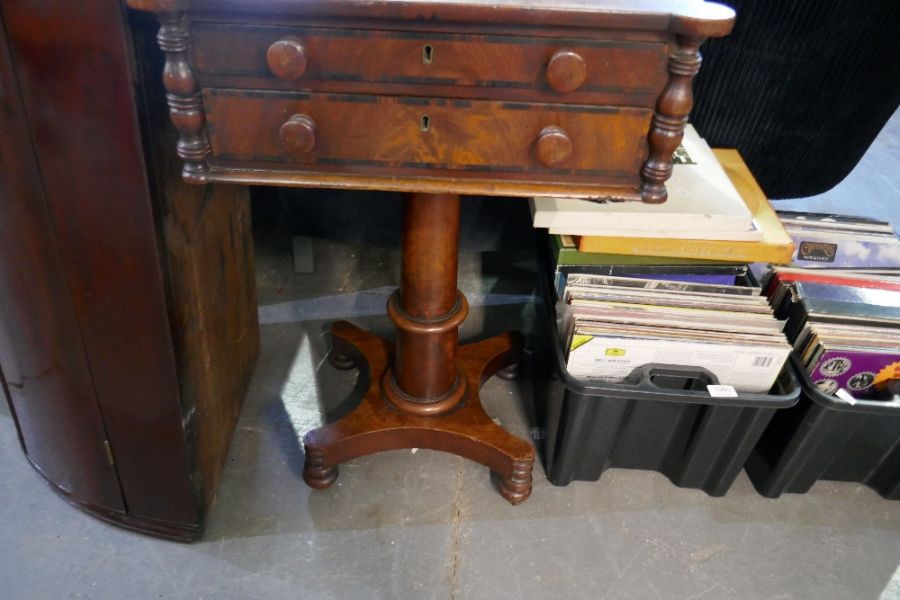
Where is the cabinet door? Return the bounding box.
[1,0,202,528]
[0,13,124,511]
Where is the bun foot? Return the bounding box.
[303,448,339,489]
[328,320,366,370]
[328,351,355,370]
[498,459,534,505]
[496,362,519,381]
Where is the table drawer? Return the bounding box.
[203,89,652,178]
[192,24,669,105]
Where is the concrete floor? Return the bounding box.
[2,109,900,599]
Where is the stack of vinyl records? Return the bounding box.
[767,267,900,400]
[547,233,749,300]
[559,273,792,393]
[778,211,900,269]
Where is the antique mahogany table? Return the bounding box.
[127,0,734,503]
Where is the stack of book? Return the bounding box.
[767,267,900,400]
[559,273,791,393]
[532,125,795,264]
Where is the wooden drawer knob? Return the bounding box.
[267,38,308,80]
[546,49,586,93]
[279,114,316,156]
[536,126,572,166]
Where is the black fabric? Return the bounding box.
[691,0,900,199]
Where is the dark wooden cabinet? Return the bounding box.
[0,14,125,513]
[0,1,258,540]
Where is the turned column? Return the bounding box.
[640,34,705,204]
[384,193,468,415]
[156,10,210,178]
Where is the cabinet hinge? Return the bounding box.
[104,440,115,467]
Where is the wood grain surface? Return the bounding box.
[191,23,668,105]
[203,89,651,175]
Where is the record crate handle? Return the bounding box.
[538,326,800,408]
[614,362,799,408]
[626,363,718,391]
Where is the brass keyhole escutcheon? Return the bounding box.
[423,44,434,64]
[420,114,431,132]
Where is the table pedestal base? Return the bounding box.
[303,320,535,504]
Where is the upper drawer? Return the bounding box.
[191,23,669,106]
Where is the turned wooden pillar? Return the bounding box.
[386,193,468,415]
[303,191,534,503]
[640,34,705,204]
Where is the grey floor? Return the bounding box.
[2,109,900,600]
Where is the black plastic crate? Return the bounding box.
[746,356,900,500]
[532,249,801,497]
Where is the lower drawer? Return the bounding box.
[203,89,651,180]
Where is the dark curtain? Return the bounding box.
[691,0,900,199]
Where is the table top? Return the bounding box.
[130,0,735,37]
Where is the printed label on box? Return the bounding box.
[797,241,837,262]
[707,384,738,397]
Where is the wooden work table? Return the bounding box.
[0,0,733,541]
